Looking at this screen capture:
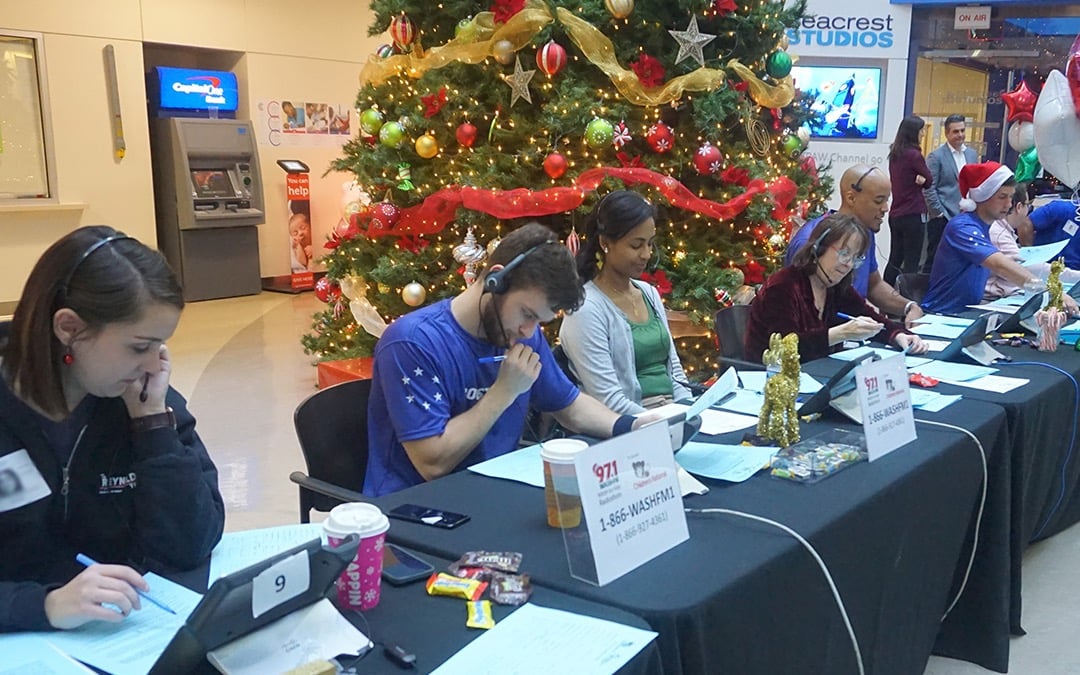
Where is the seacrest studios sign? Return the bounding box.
[786,0,911,60]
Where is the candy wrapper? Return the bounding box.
[453,551,523,573]
[466,600,495,629]
[425,572,488,601]
[489,573,533,606]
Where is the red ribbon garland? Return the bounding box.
[364,166,797,240]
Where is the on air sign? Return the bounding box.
[954,6,991,30]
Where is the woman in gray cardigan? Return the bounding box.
[559,191,692,414]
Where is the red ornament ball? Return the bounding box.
[370,201,401,230]
[456,122,478,148]
[543,152,568,179]
[390,14,415,49]
[645,122,674,153]
[536,40,567,76]
[693,142,723,175]
[314,277,341,303]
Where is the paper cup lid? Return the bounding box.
[323,502,389,538]
[540,439,589,462]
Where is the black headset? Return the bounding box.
[483,241,554,294]
[811,227,832,259]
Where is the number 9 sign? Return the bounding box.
[252,550,311,618]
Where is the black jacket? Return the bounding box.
[0,380,224,632]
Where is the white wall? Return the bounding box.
[0,0,382,302]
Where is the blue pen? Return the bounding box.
[75,554,177,615]
[477,355,506,364]
[837,312,856,321]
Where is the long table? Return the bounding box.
[372,401,1006,675]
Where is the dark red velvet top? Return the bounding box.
[744,266,906,363]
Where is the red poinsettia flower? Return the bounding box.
[641,269,672,295]
[616,152,644,168]
[739,260,765,285]
[729,79,748,93]
[324,237,340,251]
[398,235,430,253]
[713,0,738,16]
[421,86,448,118]
[769,108,783,131]
[491,0,525,24]
[631,54,666,88]
[720,166,751,186]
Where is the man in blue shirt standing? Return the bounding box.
[787,164,924,325]
[1030,199,1080,270]
[364,223,650,496]
[922,162,1060,315]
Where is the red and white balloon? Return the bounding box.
[536,41,567,77]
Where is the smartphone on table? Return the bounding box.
[382,544,436,586]
[387,503,471,529]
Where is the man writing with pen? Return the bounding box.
[364,223,657,497]
[746,214,928,363]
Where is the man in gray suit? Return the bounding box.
[924,114,979,272]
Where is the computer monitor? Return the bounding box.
[934,314,993,363]
[996,292,1045,335]
[797,353,877,417]
[150,535,359,674]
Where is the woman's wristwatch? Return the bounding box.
[130,408,177,433]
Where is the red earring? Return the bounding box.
[62,347,73,365]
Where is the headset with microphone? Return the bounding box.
[811,227,834,285]
[482,241,554,294]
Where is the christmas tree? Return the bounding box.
[302,0,832,377]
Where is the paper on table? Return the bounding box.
[917,394,962,412]
[0,635,96,674]
[915,314,975,327]
[675,442,777,482]
[684,367,738,419]
[967,293,1033,312]
[922,339,953,352]
[911,323,966,339]
[939,374,1029,393]
[717,390,766,416]
[1019,239,1069,265]
[676,466,709,496]
[696,409,759,435]
[909,361,998,382]
[207,598,370,675]
[467,443,545,488]
[430,603,657,675]
[209,523,324,582]
[42,573,203,675]
[737,370,823,394]
[829,345,933,368]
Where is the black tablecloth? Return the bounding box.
[372,405,1005,675]
[168,550,662,674]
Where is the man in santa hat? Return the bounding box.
[923,162,1078,315]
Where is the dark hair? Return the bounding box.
[944,114,966,132]
[484,222,584,313]
[575,191,657,281]
[1,225,185,417]
[1010,182,1030,211]
[888,116,924,161]
[790,214,868,294]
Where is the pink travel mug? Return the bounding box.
[322,502,390,610]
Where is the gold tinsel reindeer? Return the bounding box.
[758,333,801,447]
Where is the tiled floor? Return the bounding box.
[173,292,1080,674]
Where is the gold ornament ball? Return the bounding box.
[492,40,515,65]
[402,282,427,307]
[604,0,634,19]
[415,134,439,159]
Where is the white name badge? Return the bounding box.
[251,550,310,618]
[855,355,916,461]
[572,423,689,586]
[1065,221,1079,237]
[0,449,51,513]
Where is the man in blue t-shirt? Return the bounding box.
[364,223,649,496]
[786,164,924,325]
[923,162,1062,315]
[1030,199,1080,270]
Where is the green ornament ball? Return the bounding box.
[766,51,793,79]
[360,108,384,135]
[379,121,405,148]
[585,118,614,149]
[781,132,802,158]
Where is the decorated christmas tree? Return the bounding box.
[302,0,832,377]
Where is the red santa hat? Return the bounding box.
[958,161,1014,212]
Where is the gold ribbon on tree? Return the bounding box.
[727,59,795,108]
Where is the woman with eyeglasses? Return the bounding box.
[746,214,927,363]
[985,183,1080,299]
[885,116,933,286]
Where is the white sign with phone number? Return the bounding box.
[574,423,689,585]
[855,354,916,461]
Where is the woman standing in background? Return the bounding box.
[885,116,933,285]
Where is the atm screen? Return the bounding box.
[190,170,235,199]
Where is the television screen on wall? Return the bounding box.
[155,66,239,113]
[791,65,882,140]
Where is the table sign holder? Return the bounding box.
[555,422,689,586]
[854,354,916,461]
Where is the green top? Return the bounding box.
[630,290,674,399]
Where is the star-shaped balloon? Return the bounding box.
[502,56,535,107]
[1003,80,1037,123]
[668,15,717,68]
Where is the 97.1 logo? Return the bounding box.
[592,460,618,487]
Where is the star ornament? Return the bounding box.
[668,15,717,68]
[1002,80,1037,123]
[502,56,535,107]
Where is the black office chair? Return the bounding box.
[896,273,930,305]
[551,343,579,385]
[290,378,371,523]
[713,304,764,370]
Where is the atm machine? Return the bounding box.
[149,67,265,301]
